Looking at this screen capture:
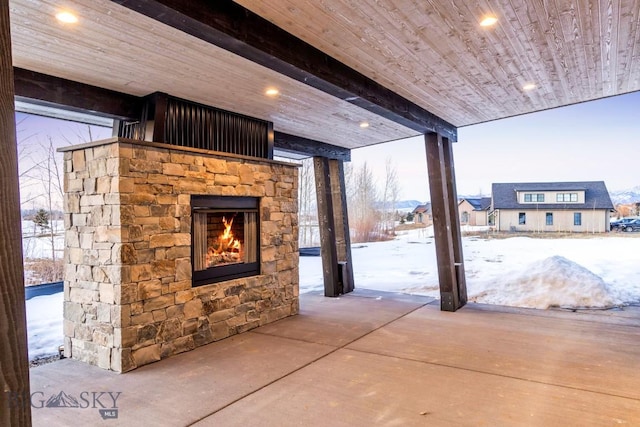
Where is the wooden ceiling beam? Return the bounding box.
[13,67,143,120]
[111,0,457,141]
[274,132,350,161]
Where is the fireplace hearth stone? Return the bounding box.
[61,138,299,372]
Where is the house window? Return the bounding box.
[574,212,582,226]
[461,211,469,223]
[524,193,544,202]
[518,212,526,225]
[557,193,578,202]
[546,212,553,225]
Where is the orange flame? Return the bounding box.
[207,216,242,266]
[216,216,241,254]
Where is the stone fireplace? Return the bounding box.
[61,138,299,372]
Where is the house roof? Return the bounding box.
[412,203,431,214]
[460,197,492,211]
[9,0,640,153]
[480,197,492,211]
[492,181,614,210]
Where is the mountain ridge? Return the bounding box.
[609,185,640,204]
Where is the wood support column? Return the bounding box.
[425,132,467,311]
[331,160,355,293]
[0,0,32,424]
[314,157,354,297]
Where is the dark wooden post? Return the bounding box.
[330,159,354,293]
[425,132,467,311]
[314,157,340,296]
[442,137,467,304]
[313,157,354,296]
[0,0,33,424]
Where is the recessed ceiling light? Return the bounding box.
[55,11,78,24]
[265,88,279,96]
[522,83,537,91]
[359,122,370,129]
[480,16,498,27]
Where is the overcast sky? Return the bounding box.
[351,90,640,201]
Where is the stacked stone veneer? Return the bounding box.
[62,138,299,372]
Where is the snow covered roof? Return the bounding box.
[492,181,614,210]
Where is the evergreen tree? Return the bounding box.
[33,208,49,232]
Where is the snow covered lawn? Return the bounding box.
[27,228,640,360]
[301,228,640,309]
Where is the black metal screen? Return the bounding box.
[164,98,270,158]
[116,93,272,159]
[116,101,148,140]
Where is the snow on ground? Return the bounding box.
[21,220,64,260]
[27,227,640,359]
[26,292,63,360]
[301,227,640,309]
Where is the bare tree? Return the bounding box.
[60,122,100,146]
[16,115,45,209]
[379,157,399,235]
[39,137,64,263]
[348,162,380,243]
[343,161,355,203]
[298,158,318,247]
[20,137,65,284]
[16,117,108,283]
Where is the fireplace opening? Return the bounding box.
[192,196,260,286]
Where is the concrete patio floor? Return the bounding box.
[30,289,640,426]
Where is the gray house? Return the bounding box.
[491,181,614,233]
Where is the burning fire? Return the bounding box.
[207,216,242,266]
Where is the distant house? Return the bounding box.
[412,203,432,225]
[458,197,492,226]
[490,181,614,233]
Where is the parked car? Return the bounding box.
[611,217,638,231]
[620,219,640,232]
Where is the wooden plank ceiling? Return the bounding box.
[9,0,416,149]
[9,0,640,149]
[236,0,640,126]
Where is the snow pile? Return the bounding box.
[470,255,624,309]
